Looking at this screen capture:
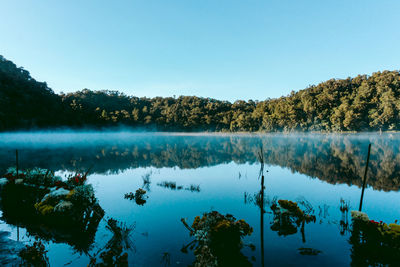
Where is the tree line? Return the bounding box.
[1,55,399,132]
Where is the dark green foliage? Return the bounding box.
[56,70,400,132]
[1,55,399,131]
[350,220,400,266]
[124,188,147,205]
[0,56,68,130]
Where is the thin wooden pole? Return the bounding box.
[16,149,19,179]
[16,149,20,241]
[260,173,265,267]
[258,144,265,267]
[359,144,371,211]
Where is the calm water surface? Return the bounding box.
[0,132,399,266]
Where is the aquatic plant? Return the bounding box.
[0,167,104,252]
[157,181,181,190]
[124,188,147,205]
[66,173,88,187]
[18,240,49,266]
[350,211,400,265]
[182,211,253,267]
[298,247,322,256]
[350,210,369,222]
[141,171,152,191]
[270,199,316,237]
[2,167,62,188]
[351,212,400,241]
[157,181,200,192]
[33,183,97,218]
[185,184,200,192]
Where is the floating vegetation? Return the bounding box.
[270,199,316,237]
[141,171,152,191]
[157,181,183,190]
[124,188,147,205]
[298,247,322,256]
[185,184,201,193]
[0,167,104,252]
[350,211,400,241]
[18,240,49,266]
[182,211,253,267]
[350,210,369,222]
[157,181,200,192]
[350,210,400,265]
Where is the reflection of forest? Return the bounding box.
[0,134,399,191]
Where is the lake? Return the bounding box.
[0,132,399,266]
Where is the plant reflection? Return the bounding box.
[270,199,316,242]
[181,211,254,267]
[339,198,350,236]
[89,218,134,266]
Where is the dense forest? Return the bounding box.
[1,55,400,132]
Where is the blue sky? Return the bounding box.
[1,0,399,101]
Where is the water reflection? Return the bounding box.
[0,132,398,265]
[0,133,399,191]
[0,230,22,265]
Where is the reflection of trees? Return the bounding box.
[1,134,399,191]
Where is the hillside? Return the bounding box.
[0,56,67,130]
[1,55,399,132]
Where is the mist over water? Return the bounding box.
[0,131,399,191]
[0,131,399,266]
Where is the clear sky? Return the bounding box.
[1,0,399,102]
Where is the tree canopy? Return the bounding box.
[1,55,399,132]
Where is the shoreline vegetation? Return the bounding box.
[1,55,400,132]
[2,129,400,134]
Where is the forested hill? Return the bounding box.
[1,55,400,132]
[0,56,68,130]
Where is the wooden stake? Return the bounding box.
[359,144,371,211]
[16,149,18,179]
[260,173,265,267]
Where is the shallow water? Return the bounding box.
[0,132,399,266]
